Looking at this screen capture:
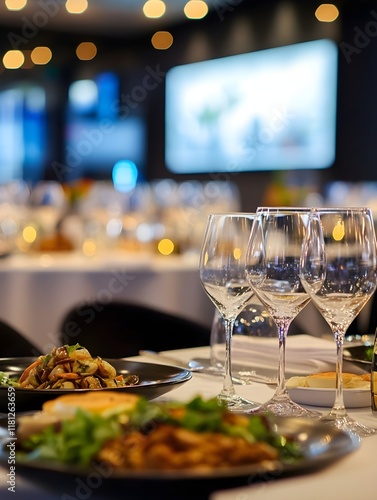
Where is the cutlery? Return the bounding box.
[138,351,276,385]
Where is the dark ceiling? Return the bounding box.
[0,0,210,36]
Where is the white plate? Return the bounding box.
[288,387,370,408]
[0,415,359,499]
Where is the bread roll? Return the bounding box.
[306,372,370,389]
[42,391,140,418]
[18,391,140,442]
[286,372,370,389]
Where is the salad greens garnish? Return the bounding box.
[65,344,84,355]
[365,346,373,362]
[164,396,227,433]
[19,396,303,466]
[21,409,123,466]
[0,371,19,387]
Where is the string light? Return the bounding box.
[315,4,339,22]
[143,0,166,19]
[31,47,52,65]
[5,0,27,11]
[151,31,173,50]
[66,0,88,15]
[184,1,208,20]
[76,42,97,61]
[3,50,24,69]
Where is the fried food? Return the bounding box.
[98,416,279,471]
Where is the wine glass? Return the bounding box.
[246,207,321,418]
[300,207,377,437]
[30,181,67,237]
[199,213,260,411]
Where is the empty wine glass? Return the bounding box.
[30,181,67,237]
[199,213,259,411]
[246,207,321,418]
[300,207,377,437]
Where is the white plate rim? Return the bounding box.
[288,386,370,408]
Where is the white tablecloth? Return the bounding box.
[0,252,215,351]
[0,344,376,500]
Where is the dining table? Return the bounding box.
[0,248,342,356]
[0,342,375,500]
[0,250,215,352]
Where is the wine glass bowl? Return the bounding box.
[199,213,259,411]
[30,181,67,237]
[300,207,377,437]
[246,207,321,418]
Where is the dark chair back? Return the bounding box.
[58,301,211,358]
[0,320,42,358]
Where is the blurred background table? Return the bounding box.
[0,251,215,352]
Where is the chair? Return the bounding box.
[58,301,211,358]
[0,319,42,358]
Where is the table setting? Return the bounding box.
[0,333,375,499]
[0,205,377,499]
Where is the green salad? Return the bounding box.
[18,396,303,469]
[0,371,19,387]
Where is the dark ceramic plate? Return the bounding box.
[0,357,192,413]
[343,345,373,371]
[0,415,359,500]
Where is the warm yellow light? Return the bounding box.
[204,252,208,266]
[76,42,97,61]
[66,0,88,14]
[151,31,173,50]
[82,239,97,257]
[158,238,175,255]
[143,0,166,18]
[184,0,208,20]
[315,4,339,22]
[23,226,37,244]
[3,50,24,69]
[233,247,242,260]
[31,47,52,65]
[332,221,345,241]
[5,0,27,11]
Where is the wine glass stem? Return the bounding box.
[221,318,236,398]
[330,330,347,416]
[275,321,291,397]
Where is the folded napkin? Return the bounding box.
[227,334,365,375]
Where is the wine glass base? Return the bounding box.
[248,397,322,419]
[217,393,261,413]
[320,414,377,438]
